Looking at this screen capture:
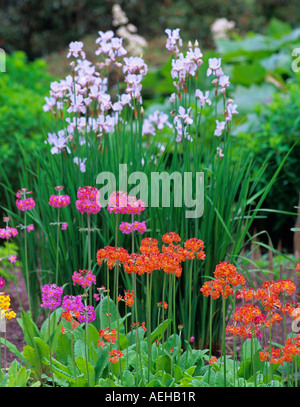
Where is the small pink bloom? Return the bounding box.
[27,225,34,233]
[8,255,17,264]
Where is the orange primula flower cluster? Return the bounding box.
[98,327,117,348]
[226,303,283,339]
[109,349,124,363]
[118,290,135,307]
[224,273,297,341]
[97,246,129,269]
[200,261,245,299]
[259,334,300,365]
[96,232,206,278]
[132,321,147,331]
[61,310,80,332]
[226,304,263,339]
[236,279,296,312]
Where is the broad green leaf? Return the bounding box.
[148,319,172,344]
[0,338,26,364]
[56,332,72,364]
[18,309,40,349]
[95,347,109,381]
[76,356,95,387]
[15,367,30,387]
[156,355,171,374]
[23,345,42,378]
[122,369,135,387]
[34,337,50,361]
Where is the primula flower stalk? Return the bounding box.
[40,283,63,386]
[16,188,35,315]
[49,186,71,285]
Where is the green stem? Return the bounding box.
[55,208,60,285]
[161,273,166,377]
[4,321,7,373]
[87,214,92,305]
[71,332,77,387]
[84,297,91,387]
[24,211,32,316]
[146,272,152,381]
[222,290,227,387]
[48,310,55,387]
[208,297,213,385]
[173,272,176,349]
[188,260,193,348]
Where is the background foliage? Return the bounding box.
[1,0,300,60]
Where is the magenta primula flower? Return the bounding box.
[49,195,71,208]
[16,188,35,211]
[76,186,101,215]
[0,227,18,240]
[107,191,145,215]
[77,305,96,323]
[119,221,147,235]
[72,269,96,288]
[40,283,63,310]
[49,186,71,208]
[0,276,5,289]
[61,222,68,230]
[0,217,18,240]
[62,294,84,313]
[27,225,34,233]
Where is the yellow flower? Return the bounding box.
[5,310,16,319]
[0,294,10,312]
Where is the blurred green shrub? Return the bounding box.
[1,0,300,59]
[233,79,300,248]
[0,51,54,206]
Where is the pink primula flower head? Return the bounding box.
[62,294,84,312]
[27,225,34,233]
[76,186,101,215]
[107,191,145,215]
[72,269,96,288]
[16,188,35,212]
[40,283,63,310]
[77,305,96,323]
[49,188,71,208]
[0,227,18,240]
[0,276,5,289]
